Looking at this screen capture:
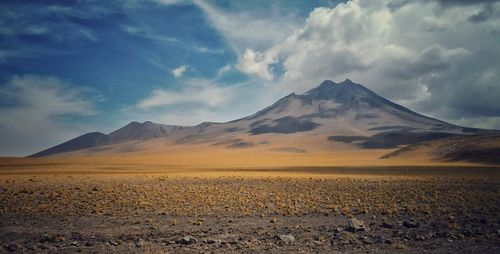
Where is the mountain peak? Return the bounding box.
[30,78,473,158]
[339,78,354,85]
[124,121,152,128]
[303,79,366,100]
[318,79,336,87]
[315,79,354,89]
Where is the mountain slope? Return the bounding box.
[29,121,183,157]
[29,79,492,158]
[108,121,183,143]
[380,134,500,164]
[30,132,110,157]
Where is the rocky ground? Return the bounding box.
[0,172,499,253]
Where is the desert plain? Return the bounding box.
[0,153,499,253]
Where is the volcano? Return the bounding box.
[30,79,494,161]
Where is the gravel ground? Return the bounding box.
[0,172,499,253]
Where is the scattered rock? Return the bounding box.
[25,243,35,251]
[206,239,217,244]
[39,233,65,243]
[176,236,197,245]
[334,227,344,233]
[395,243,407,249]
[135,239,145,248]
[270,218,277,223]
[39,233,51,243]
[54,235,65,242]
[313,235,323,241]
[38,244,50,250]
[448,222,460,230]
[384,238,394,245]
[381,221,394,229]
[108,240,120,246]
[347,218,368,232]
[5,244,19,252]
[416,235,426,241]
[277,234,295,243]
[403,220,419,228]
[359,236,373,244]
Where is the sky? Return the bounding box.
[0,0,499,156]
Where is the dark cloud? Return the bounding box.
[436,0,500,6]
[240,0,500,129]
[418,50,500,118]
[468,6,495,22]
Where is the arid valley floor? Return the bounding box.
[0,158,499,253]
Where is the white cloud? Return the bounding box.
[193,0,302,53]
[121,25,179,43]
[236,49,277,81]
[171,65,188,78]
[0,75,96,116]
[137,79,229,110]
[131,76,278,127]
[216,64,232,77]
[192,46,225,54]
[0,3,105,62]
[0,75,99,156]
[155,0,183,5]
[156,108,221,126]
[216,0,500,129]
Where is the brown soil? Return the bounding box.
[1,166,499,253]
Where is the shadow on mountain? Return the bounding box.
[250,117,319,135]
[367,125,417,131]
[329,131,461,149]
[29,132,110,157]
[443,148,500,164]
[271,147,307,153]
[381,134,500,164]
[211,139,255,149]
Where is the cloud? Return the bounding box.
[216,64,232,77]
[0,2,107,61]
[467,4,497,23]
[0,75,99,156]
[193,0,302,53]
[121,25,179,43]
[236,49,276,80]
[131,75,276,127]
[0,3,104,39]
[154,108,221,126]
[137,79,230,110]
[155,0,184,5]
[171,65,188,77]
[435,0,500,6]
[453,116,500,130]
[224,0,500,128]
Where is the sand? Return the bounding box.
[0,156,499,253]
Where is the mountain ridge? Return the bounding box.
[29,79,492,158]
